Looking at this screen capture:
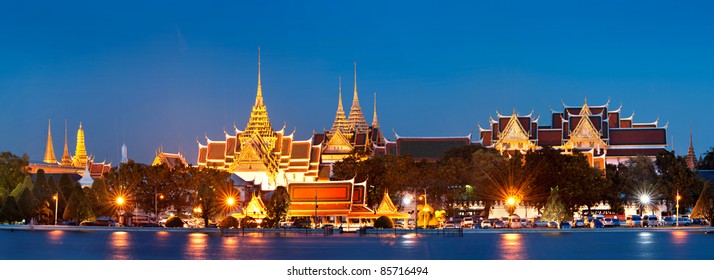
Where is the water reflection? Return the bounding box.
[671,230,688,245]
[498,233,526,260]
[109,231,132,260]
[185,233,209,260]
[47,230,64,245]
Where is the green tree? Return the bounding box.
[165,216,184,228]
[266,186,290,228]
[11,175,34,199]
[18,187,39,223]
[0,196,23,224]
[541,187,569,224]
[218,216,239,228]
[34,200,54,225]
[85,178,114,217]
[63,184,95,223]
[697,147,714,170]
[374,216,394,228]
[32,169,52,203]
[0,152,29,200]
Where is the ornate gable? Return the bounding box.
[494,114,536,154]
[324,129,354,153]
[565,108,607,151]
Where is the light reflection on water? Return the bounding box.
[671,230,688,245]
[185,232,208,260]
[498,233,526,260]
[47,230,64,245]
[109,231,132,260]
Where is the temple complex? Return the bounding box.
[30,120,112,181]
[196,51,322,191]
[477,99,669,169]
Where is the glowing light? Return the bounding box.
[676,195,682,201]
[159,194,165,200]
[639,195,651,204]
[403,195,412,205]
[506,197,517,206]
[193,207,202,214]
[226,197,235,206]
[52,195,57,200]
[116,197,125,206]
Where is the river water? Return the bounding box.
[1,227,713,260]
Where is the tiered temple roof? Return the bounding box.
[477,98,668,168]
[197,51,322,190]
[346,62,370,133]
[152,146,188,168]
[378,131,473,161]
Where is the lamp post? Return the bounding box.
[53,193,58,226]
[116,196,125,226]
[676,191,681,227]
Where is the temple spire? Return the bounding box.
[61,120,72,166]
[255,46,263,107]
[331,77,349,133]
[347,61,369,133]
[687,128,696,171]
[241,48,277,150]
[43,119,57,164]
[71,122,88,167]
[372,91,379,128]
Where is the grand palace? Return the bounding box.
[33,52,674,223]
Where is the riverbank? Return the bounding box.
[1,224,712,235]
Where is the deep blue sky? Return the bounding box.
[2,1,714,165]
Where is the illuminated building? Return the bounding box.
[152,146,188,168]
[30,119,112,181]
[196,50,322,191]
[686,132,697,171]
[477,99,669,169]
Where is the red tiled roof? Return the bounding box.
[538,130,562,146]
[198,146,207,164]
[290,142,311,160]
[207,142,226,161]
[609,129,667,145]
[607,148,667,157]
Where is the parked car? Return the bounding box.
[533,220,550,228]
[693,218,709,225]
[509,215,522,229]
[603,218,614,227]
[547,221,559,228]
[481,220,492,229]
[494,220,506,228]
[626,215,643,227]
[444,222,456,229]
[661,216,675,226]
[462,217,474,228]
[574,219,586,228]
[590,219,604,228]
[676,217,692,226]
[611,218,621,227]
[560,221,572,229]
[645,215,659,227]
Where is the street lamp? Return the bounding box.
[116,196,125,225]
[639,195,651,216]
[53,193,58,226]
[676,191,681,227]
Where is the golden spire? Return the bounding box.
[241,48,277,150]
[60,120,72,166]
[43,119,57,164]
[331,77,350,133]
[255,46,263,107]
[372,91,379,128]
[347,61,369,133]
[71,122,88,167]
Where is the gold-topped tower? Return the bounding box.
[240,47,277,150]
[330,77,350,134]
[372,91,379,128]
[60,120,72,166]
[347,62,370,133]
[43,119,57,164]
[71,122,88,167]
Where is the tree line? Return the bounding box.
[332,145,706,219]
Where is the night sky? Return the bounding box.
[2,1,714,165]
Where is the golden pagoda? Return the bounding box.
[60,120,72,166]
[330,77,351,134]
[71,122,88,167]
[43,119,57,164]
[347,62,369,133]
[371,91,379,129]
[240,47,278,151]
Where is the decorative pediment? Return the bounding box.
[565,114,607,151]
[325,129,354,152]
[499,114,529,141]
